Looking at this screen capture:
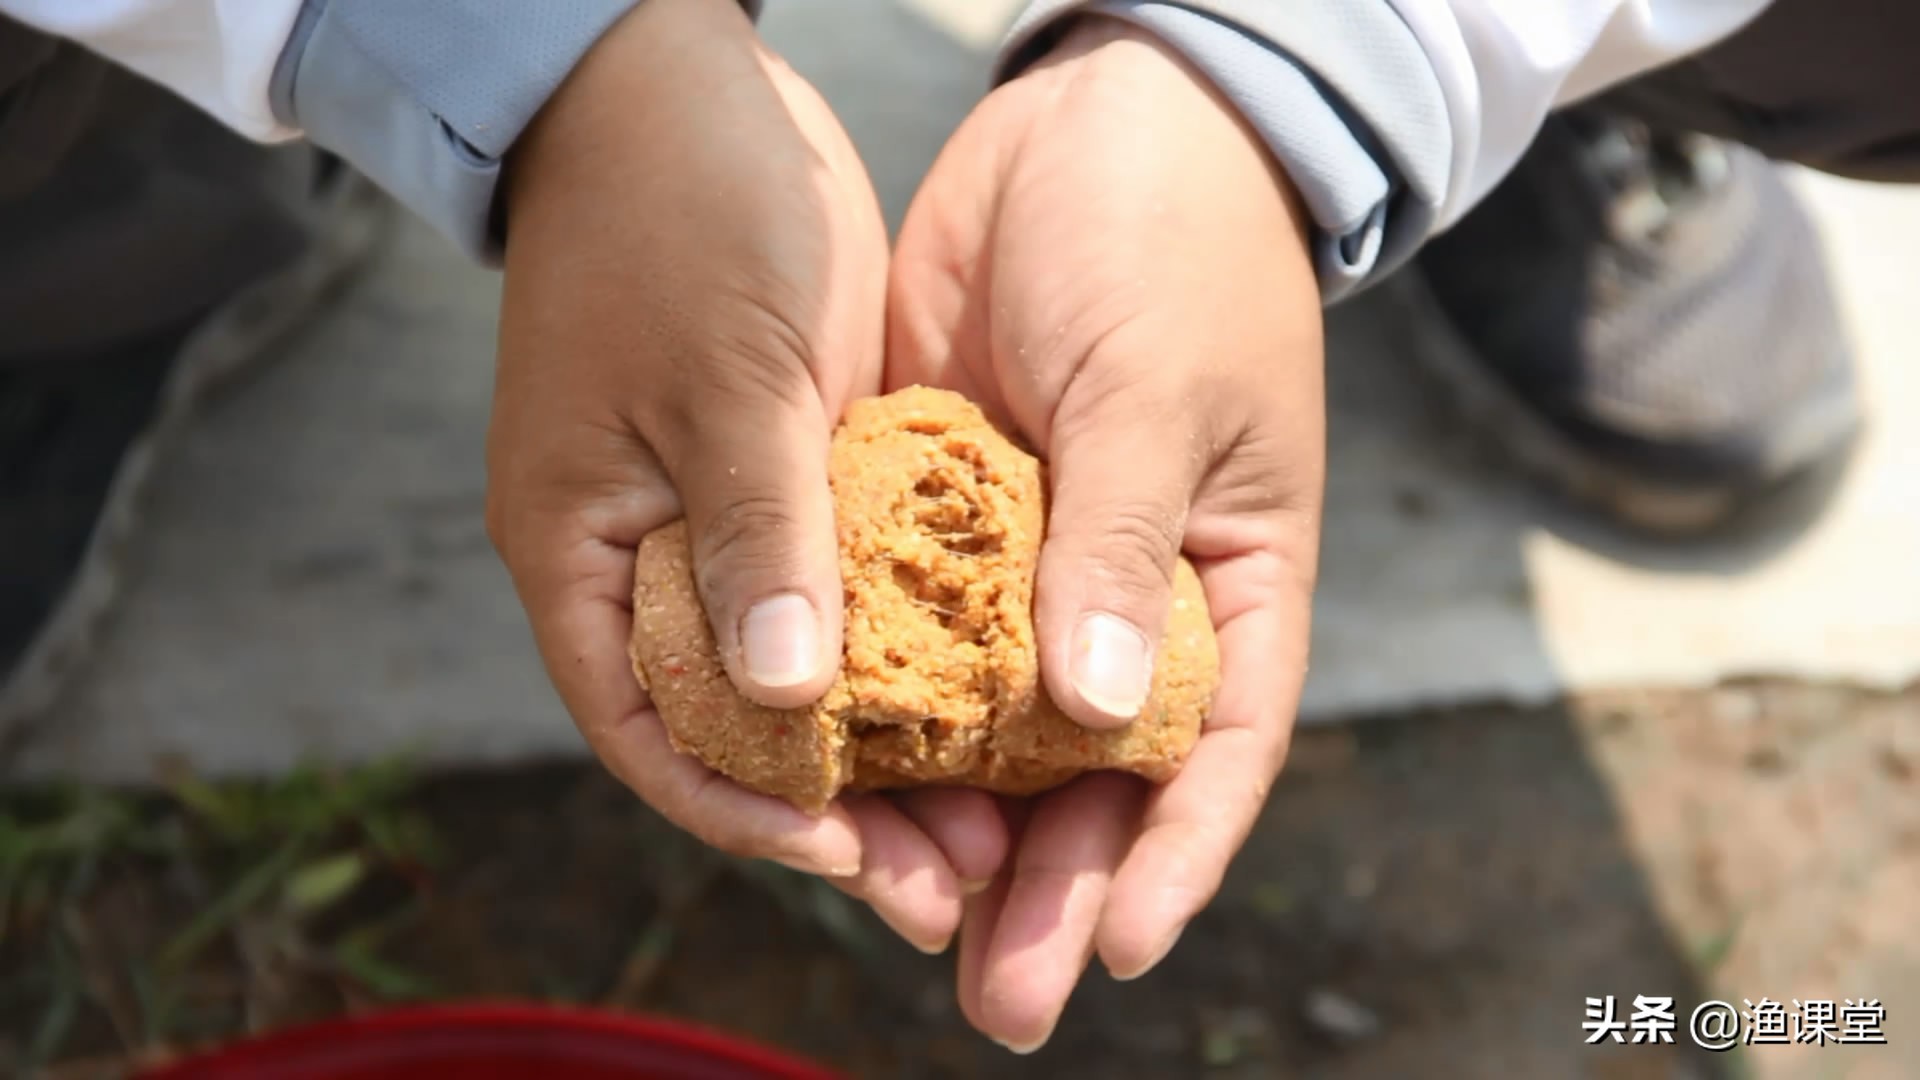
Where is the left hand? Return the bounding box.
[887,17,1327,1051]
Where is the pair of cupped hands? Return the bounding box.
[486,0,1323,1053]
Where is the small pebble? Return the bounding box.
[1343,863,1378,899]
[1302,988,1383,1043]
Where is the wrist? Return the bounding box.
[505,0,761,223]
[1026,15,1313,254]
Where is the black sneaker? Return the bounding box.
[1393,107,1861,535]
[0,150,387,748]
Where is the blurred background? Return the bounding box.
[5,0,1920,1076]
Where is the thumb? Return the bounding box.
[643,372,845,710]
[1035,370,1211,730]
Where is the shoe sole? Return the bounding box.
[1379,266,1864,538]
[0,169,392,757]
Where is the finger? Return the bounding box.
[954,868,1011,1042]
[824,794,967,955]
[603,696,864,878]
[638,362,845,711]
[1035,362,1217,729]
[502,511,864,877]
[1097,548,1310,980]
[971,773,1144,1053]
[892,787,1011,889]
[951,796,1034,1042]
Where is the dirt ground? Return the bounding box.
[5,681,1918,1079]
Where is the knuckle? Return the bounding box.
[639,302,822,452]
[1053,347,1165,432]
[1050,321,1246,462]
[1085,502,1183,598]
[704,320,819,411]
[692,492,804,598]
[676,777,775,860]
[658,772,736,847]
[683,816,756,861]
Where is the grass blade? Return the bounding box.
[157,840,305,970]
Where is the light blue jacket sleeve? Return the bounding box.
[267,0,1432,288]
[268,0,760,264]
[1000,0,1451,301]
[261,0,1752,287]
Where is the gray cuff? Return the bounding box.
[271,0,763,265]
[998,0,1451,301]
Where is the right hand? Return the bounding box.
[485,0,1005,955]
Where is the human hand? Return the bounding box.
[887,17,1326,1050]
[487,0,1004,956]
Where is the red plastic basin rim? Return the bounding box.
[133,1002,849,1080]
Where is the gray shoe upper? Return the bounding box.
[1412,108,1860,507]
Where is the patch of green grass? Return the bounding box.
[1690,913,1745,974]
[0,756,440,1072]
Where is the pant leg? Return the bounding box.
[0,16,315,361]
[1597,0,1920,183]
[0,16,108,200]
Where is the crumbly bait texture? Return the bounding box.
[629,386,1219,814]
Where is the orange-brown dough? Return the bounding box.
[630,386,1218,814]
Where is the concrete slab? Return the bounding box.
[1305,170,1920,719]
[9,0,1920,781]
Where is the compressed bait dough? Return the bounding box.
[629,386,1219,814]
